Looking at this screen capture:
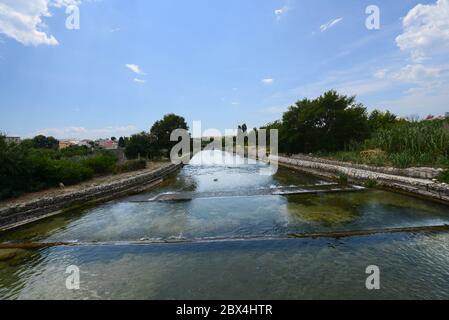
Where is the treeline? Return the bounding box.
[263,90,449,172]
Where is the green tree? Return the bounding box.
[368,110,398,132]
[150,114,189,157]
[32,135,59,150]
[279,90,370,154]
[125,132,155,159]
[118,137,126,148]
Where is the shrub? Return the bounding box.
[364,179,378,188]
[337,175,348,185]
[80,153,118,175]
[46,160,94,185]
[438,170,449,184]
[60,145,93,158]
[113,160,147,174]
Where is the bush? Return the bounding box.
[80,153,118,175]
[0,144,95,200]
[0,135,122,200]
[113,160,147,174]
[438,170,449,183]
[337,175,348,185]
[60,145,93,158]
[364,179,378,188]
[46,160,94,185]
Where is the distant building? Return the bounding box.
[425,114,447,121]
[77,140,94,148]
[59,140,77,150]
[97,139,118,150]
[4,137,21,144]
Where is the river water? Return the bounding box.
[1,151,449,299]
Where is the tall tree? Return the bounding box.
[124,132,155,159]
[280,90,370,154]
[150,114,189,157]
[118,137,126,148]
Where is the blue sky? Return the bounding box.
[1,0,448,139]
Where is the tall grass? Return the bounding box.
[365,120,449,168]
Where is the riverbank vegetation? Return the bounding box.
[0,137,118,200]
[0,114,188,200]
[263,90,449,179]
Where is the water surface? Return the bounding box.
[1,151,449,299]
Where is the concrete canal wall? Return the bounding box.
[273,154,449,204]
[0,163,182,231]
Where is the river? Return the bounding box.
[1,150,449,299]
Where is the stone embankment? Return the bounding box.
[273,154,449,204]
[0,163,181,231]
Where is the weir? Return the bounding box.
[132,184,366,202]
[1,224,449,249]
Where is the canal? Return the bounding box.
[1,150,449,299]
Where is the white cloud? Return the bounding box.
[396,0,449,62]
[231,102,239,105]
[126,64,146,75]
[52,0,81,8]
[274,5,290,21]
[320,17,343,32]
[0,0,82,46]
[262,78,274,85]
[35,125,138,139]
[392,64,441,82]
[133,78,146,84]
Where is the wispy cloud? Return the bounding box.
[262,78,274,85]
[320,17,343,32]
[274,5,290,21]
[125,64,146,75]
[133,78,146,84]
[34,125,138,139]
